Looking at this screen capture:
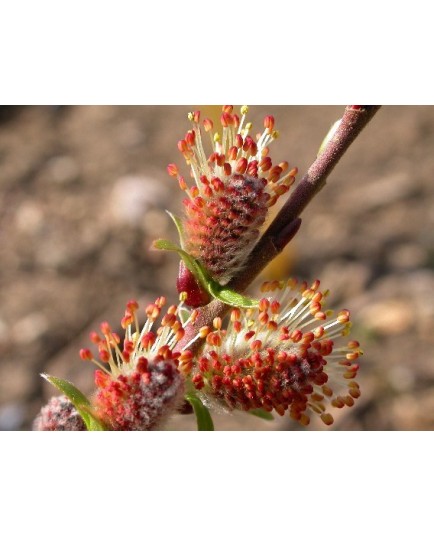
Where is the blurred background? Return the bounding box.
[1,105,433,431]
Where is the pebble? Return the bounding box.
[109,175,169,227]
[44,155,80,184]
[358,299,414,335]
[15,201,44,235]
[12,311,49,345]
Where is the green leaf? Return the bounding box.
[185,393,214,431]
[153,239,259,308]
[41,373,107,431]
[248,409,275,421]
[208,284,259,308]
[165,211,186,249]
[153,239,203,283]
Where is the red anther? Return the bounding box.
[272,184,289,197]
[199,326,211,338]
[100,322,111,335]
[228,146,238,161]
[185,130,196,146]
[145,304,160,320]
[122,350,131,363]
[213,317,222,330]
[178,176,187,191]
[94,370,110,388]
[223,163,232,176]
[278,161,289,172]
[267,320,278,331]
[232,321,242,333]
[216,153,225,166]
[221,112,234,127]
[190,186,199,198]
[338,309,350,323]
[235,157,248,174]
[121,314,133,329]
[235,134,243,148]
[259,298,270,312]
[258,312,269,325]
[203,118,213,132]
[291,330,303,342]
[344,395,354,407]
[192,373,204,390]
[90,331,101,344]
[126,300,139,313]
[315,311,327,321]
[204,186,212,198]
[155,297,166,308]
[178,139,188,153]
[264,115,275,131]
[349,387,361,398]
[321,413,334,426]
[230,308,241,322]
[206,332,222,347]
[247,161,258,175]
[162,313,176,327]
[123,340,134,353]
[268,165,283,182]
[222,105,233,114]
[211,177,224,191]
[270,300,280,314]
[314,326,325,338]
[198,357,210,373]
[80,348,93,361]
[167,163,179,177]
[248,141,258,157]
[259,156,272,171]
[243,135,253,151]
[332,397,345,409]
[140,331,157,348]
[99,349,110,363]
[136,357,148,374]
[251,339,262,351]
[192,110,200,123]
[232,114,240,129]
[302,332,315,344]
[244,330,255,341]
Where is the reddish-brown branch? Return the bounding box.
[175,105,381,354]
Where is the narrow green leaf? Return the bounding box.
[41,373,107,431]
[153,239,259,308]
[165,211,186,249]
[185,393,214,431]
[209,284,259,308]
[248,409,275,421]
[153,239,203,282]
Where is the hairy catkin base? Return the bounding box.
[184,174,269,283]
[33,395,86,431]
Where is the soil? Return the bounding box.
[1,105,433,431]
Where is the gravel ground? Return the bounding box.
[1,105,433,431]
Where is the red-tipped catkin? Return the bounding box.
[78,298,195,430]
[33,395,86,431]
[168,105,297,284]
[190,279,362,426]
